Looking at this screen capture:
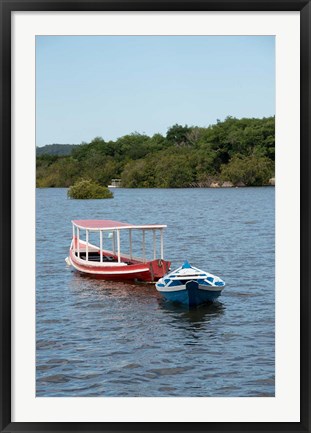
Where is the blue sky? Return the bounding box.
[36,36,275,146]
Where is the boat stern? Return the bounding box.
[149,259,171,281]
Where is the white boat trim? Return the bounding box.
[156,261,225,292]
[156,282,225,293]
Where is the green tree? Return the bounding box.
[114,133,150,160]
[36,156,80,187]
[220,155,274,186]
[153,153,195,187]
[121,159,153,188]
[166,124,192,146]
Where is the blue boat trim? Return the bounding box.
[169,280,184,287]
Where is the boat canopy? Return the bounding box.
[72,220,167,231]
[71,220,167,263]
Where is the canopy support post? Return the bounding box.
[86,229,89,262]
[160,229,164,260]
[77,228,80,258]
[72,224,76,256]
[129,229,132,259]
[153,229,156,259]
[117,230,121,263]
[100,230,103,263]
[143,230,146,261]
[113,231,116,255]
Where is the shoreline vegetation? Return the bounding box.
[67,179,113,199]
[36,116,275,189]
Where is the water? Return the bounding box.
[36,187,275,397]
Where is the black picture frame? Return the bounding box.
[1,0,310,432]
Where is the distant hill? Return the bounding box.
[36,144,80,156]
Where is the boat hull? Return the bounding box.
[158,280,223,306]
[68,249,170,282]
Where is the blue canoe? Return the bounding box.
[155,261,225,306]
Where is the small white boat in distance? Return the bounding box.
[108,179,122,188]
[156,261,225,306]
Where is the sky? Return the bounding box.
[36,35,275,146]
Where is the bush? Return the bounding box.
[220,155,274,186]
[67,179,113,199]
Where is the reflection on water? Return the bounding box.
[72,273,159,303]
[158,298,225,325]
[37,187,275,397]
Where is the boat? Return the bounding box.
[155,261,225,306]
[65,220,171,282]
[108,179,122,188]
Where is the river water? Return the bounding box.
[36,187,274,397]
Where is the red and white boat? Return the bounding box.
[66,220,171,282]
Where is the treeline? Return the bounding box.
[36,116,275,188]
[36,143,79,156]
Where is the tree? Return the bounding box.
[166,124,192,146]
[114,133,150,160]
[153,153,195,187]
[121,159,154,188]
[36,156,80,187]
[220,155,274,186]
